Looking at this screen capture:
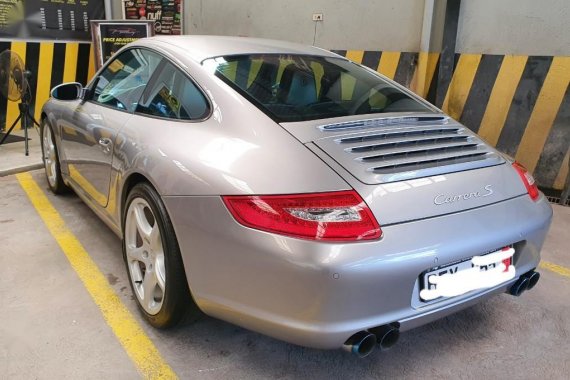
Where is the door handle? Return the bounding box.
[98,137,113,154]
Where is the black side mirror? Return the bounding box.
[51,82,83,101]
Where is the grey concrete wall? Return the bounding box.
[110,1,123,20]
[419,0,447,52]
[110,0,570,56]
[183,0,425,51]
[456,0,570,55]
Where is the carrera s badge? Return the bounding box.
[434,185,493,205]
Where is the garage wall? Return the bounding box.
[0,41,96,133]
[184,0,424,51]
[187,0,568,191]
[456,0,570,56]
[329,0,568,191]
[447,0,570,191]
[442,54,569,191]
[330,49,569,191]
[182,0,570,55]
[6,0,568,191]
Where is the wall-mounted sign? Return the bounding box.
[90,20,154,69]
[0,0,104,41]
[122,0,182,35]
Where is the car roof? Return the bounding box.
[135,35,342,63]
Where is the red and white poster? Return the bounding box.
[122,0,182,35]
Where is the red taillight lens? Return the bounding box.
[512,162,539,201]
[222,190,382,241]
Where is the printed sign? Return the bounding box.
[0,0,105,41]
[122,0,182,35]
[91,20,153,69]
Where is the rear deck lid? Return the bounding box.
[282,114,528,225]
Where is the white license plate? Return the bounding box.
[420,247,516,302]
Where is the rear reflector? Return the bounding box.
[222,190,382,241]
[512,162,539,201]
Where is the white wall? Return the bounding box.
[457,0,570,55]
[184,0,425,51]
[111,0,570,56]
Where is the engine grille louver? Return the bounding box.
[319,115,449,131]
[315,117,504,184]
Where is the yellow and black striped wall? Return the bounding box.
[333,50,569,191]
[1,41,567,191]
[0,41,96,135]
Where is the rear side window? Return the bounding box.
[92,49,161,112]
[136,61,210,120]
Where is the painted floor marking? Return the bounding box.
[16,172,177,380]
[540,261,570,279]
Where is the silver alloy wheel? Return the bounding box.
[125,198,166,315]
[42,124,57,188]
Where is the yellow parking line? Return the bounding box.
[540,261,570,279]
[16,172,177,380]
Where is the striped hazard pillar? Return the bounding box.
[0,41,97,131]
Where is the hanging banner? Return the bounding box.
[0,0,105,41]
[91,20,154,69]
[122,0,182,35]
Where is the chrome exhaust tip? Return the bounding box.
[525,271,540,290]
[509,276,530,297]
[369,323,400,350]
[343,331,377,358]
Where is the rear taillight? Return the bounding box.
[222,190,382,241]
[512,162,539,201]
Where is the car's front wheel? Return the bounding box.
[40,119,68,194]
[123,182,198,328]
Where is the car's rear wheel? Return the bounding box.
[123,182,198,328]
[40,119,68,194]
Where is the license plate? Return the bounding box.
[419,247,515,302]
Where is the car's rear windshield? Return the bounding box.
[203,54,431,122]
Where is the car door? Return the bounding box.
[60,48,161,207]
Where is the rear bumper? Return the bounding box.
[164,194,552,349]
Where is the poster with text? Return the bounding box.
[91,20,153,69]
[122,0,182,35]
[0,0,105,41]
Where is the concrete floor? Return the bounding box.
[1,170,569,379]
[0,128,43,177]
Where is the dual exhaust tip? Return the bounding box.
[343,323,400,358]
[509,270,540,297]
[345,270,540,357]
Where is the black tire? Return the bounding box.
[40,119,68,194]
[122,182,200,328]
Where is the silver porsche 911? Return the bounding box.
[42,36,552,357]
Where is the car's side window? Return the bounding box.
[91,49,162,113]
[136,61,210,120]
